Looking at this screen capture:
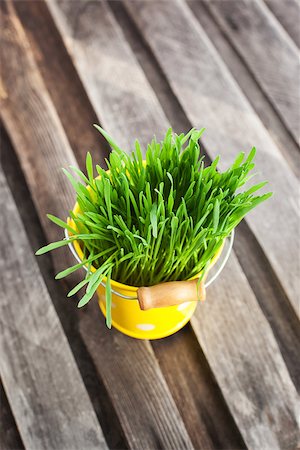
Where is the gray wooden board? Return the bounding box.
[264,0,300,48]
[124,0,300,320]
[47,0,167,151]
[191,255,300,450]
[151,326,246,450]
[0,3,194,448]
[204,0,300,145]
[46,1,300,448]
[187,0,300,179]
[0,165,107,449]
[12,0,111,172]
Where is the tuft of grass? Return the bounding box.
[36,126,272,327]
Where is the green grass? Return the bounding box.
[36,126,272,328]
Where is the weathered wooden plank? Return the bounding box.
[0,3,194,449]
[204,0,300,145]
[187,0,300,179]
[15,3,247,449]
[264,0,300,48]
[46,1,300,448]
[0,167,108,449]
[233,221,300,389]
[151,326,246,450]
[190,255,300,450]
[124,0,300,320]
[47,0,167,151]
[1,123,129,450]
[107,0,192,136]
[12,0,111,171]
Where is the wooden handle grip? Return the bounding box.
[137,279,206,311]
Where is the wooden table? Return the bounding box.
[1,1,299,449]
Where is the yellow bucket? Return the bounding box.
[68,197,230,339]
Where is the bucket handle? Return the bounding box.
[65,229,234,306]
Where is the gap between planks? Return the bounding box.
[0,381,24,450]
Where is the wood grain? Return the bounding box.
[80,302,194,450]
[137,279,206,310]
[109,0,192,136]
[0,124,129,450]
[0,3,194,448]
[151,326,246,450]
[191,255,300,450]
[0,165,107,449]
[205,0,300,145]
[12,0,111,170]
[46,1,300,448]
[264,0,300,48]
[124,0,300,320]
[188,0,300,179]
[46,0,168,151]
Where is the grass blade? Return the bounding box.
[105,270,112,329]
